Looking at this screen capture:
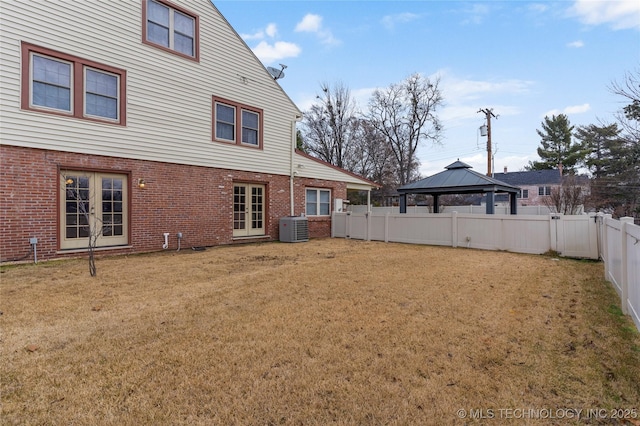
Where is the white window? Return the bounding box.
[215,102,236,142]
[23,43,125,124]
[306,188,331,216]
[242,110,259,146]
[516,189,529,199]
[84,68,120,120]
[233,184,265,237]
[60,171,128,250]
[31,54,72,112]
[212,97,262,148]
[538,186,551,196]
[146,0,197,58]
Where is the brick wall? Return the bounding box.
[1,145,347,262]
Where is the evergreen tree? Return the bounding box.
[526,114,583,174]
[574,123,621,179]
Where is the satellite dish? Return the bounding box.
[267,64,286,80]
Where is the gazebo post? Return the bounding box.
[400,194,407,214]
[510,192,517,215]
[433,194,439,213]
[486,191,495,214]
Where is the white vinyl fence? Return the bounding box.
[331,211,639,331]
[332,211,598,258]
[349,205,556,215]
[598,215,640,332]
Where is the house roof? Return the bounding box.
[492,169,562,186]
[492,169,590,186]
[397,160,520,195]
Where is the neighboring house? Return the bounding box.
[0,0,376,262]
[491,168,589,207]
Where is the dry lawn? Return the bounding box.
[1,239,639,425]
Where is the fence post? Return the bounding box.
[602,214,612,282]
[620,217,633,315]
[587,213,599,259]
[384,212,389,243]
[452,211,458,248]
[365,212,370,241]
[549,213,560,252]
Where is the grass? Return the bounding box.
[1,239,639,425]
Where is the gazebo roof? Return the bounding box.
[397,160,520,195]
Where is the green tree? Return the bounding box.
[575,123,621,179]
[526,114,583,174]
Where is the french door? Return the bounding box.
[60,171,128,249]
[233,183,265,237]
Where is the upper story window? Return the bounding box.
[516,189,529,199]
[21,43,126,125]
[143,0,199,60]
[212,97,263,148]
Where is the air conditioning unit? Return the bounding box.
[279,216,309,243]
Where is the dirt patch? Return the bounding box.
[1,239,639,425]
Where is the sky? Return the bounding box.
[214,0,640,177]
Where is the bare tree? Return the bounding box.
[301,81,361,169]
[543,176,586,215]
[63,174,111,276]
[609,68,640,142]
[367,73,443,186]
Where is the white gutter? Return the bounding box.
[290,114,303,215]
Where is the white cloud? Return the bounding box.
[436,70,533,126]
[460,3,490,25]
[295,14,323,33]
[543,103,591,117]
[567,40,584,48]
[252,40,301,64]
[570,0,640,30]
[240,30,266,41]
[381,12,420,30]
[265,23,278,38]
[240,23,278,41]
[295,13,340,46]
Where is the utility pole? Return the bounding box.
[478,108,497,176]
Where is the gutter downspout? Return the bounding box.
[290,114,303,216]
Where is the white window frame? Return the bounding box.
[215,102,236,143]
[22,43,126,125]
[60,171,129,250]
[241,109,260,146]
[306,188,331,216]
[83,66,121,122]
[30,53,74,114]
[538,186,551,196]
[145,0,196,58]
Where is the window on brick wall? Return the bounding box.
[60,171,129,250]
[538,186,551,196]
[213,97,263,148]
[143,0,199,60]
[306,188,331,216]
[233,183,265,237]
[22,43,126,125]
[516,189,529,198]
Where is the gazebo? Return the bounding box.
[397,160,520,214]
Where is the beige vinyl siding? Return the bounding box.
[0,0,299,176]
[293,154,374,189]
